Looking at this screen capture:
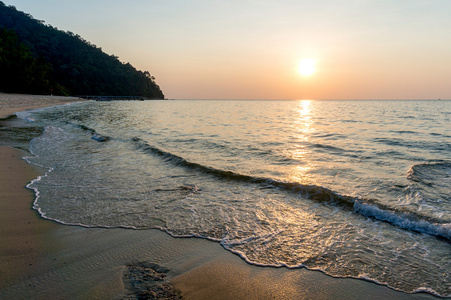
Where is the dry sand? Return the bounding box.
[0,94,437,299]
[0,93,84,119]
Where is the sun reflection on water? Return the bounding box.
[295,100,315,136]
[286,100,317,185]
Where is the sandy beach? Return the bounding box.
[0,94,438,299]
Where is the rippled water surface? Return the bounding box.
[19,100,450,296]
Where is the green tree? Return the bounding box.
[0,2,164,98]
[0,28,66,94]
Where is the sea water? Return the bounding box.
[18,100,450,296]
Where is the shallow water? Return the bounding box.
[19,100,450,296]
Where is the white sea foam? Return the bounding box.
[354,201,451,240]
[15,110,35,122]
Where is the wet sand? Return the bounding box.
[0,94,437,299]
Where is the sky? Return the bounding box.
[5,0,451,100]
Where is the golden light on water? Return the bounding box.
[286,100,317,185]
[296,100,313,136]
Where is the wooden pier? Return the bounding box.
[78,95,145,101]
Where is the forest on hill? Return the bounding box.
[0,2,164,98]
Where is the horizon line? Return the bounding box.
[166,98,450,101]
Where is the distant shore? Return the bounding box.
[0,94,438,299]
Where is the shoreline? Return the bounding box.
[0,93,86,119]
[0,94,440,299]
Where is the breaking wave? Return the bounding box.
[132,137,451,241]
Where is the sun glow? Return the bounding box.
[298,58,316,76]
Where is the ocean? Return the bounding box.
[17,100,450,297]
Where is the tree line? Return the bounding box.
[0,2,164,98]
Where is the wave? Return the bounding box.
[304,142,366,160]
[15,110,36,122]
[131,137,451,241]
[430,132,451,139]
[391,130,418,135]
[310,143,346,153]
[76,124,110,142]
[374,137,451,152]
[407,162,451,185]
[354,202,450,240]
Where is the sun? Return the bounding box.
[298,58,316,76]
